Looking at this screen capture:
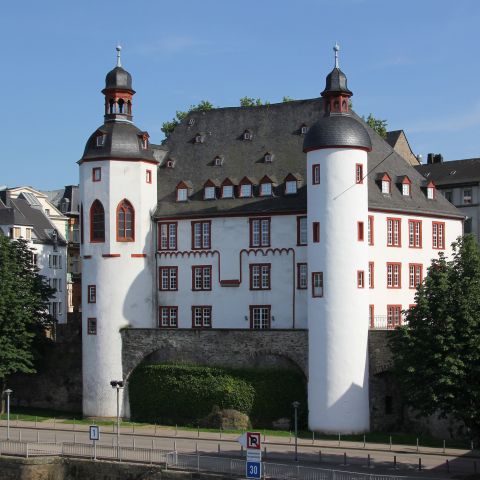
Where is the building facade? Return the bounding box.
[79,47,463,432]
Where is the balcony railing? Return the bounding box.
[369,315,406,330]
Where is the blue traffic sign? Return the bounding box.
[246,461,261,479]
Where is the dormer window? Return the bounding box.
[300,124,308,135]
[243,130,253,141]
[221,179,235,199]
[264,152,273,163]
[166,160,174,168]
[285,180,297,194]
[426,182,435,200]
[195,133,205,144]
[214,156,223,166]
[260,182,272,196]
[139,132,149,150]
[402,183,410,196]
[203,180,216,200]
[378,173,391,194]
[239,178,253,198]
[382,180,390,194]
[176,181,189,202]
[96,134,106,147]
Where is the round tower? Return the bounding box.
[303,45,372,433]
[79,47,158,417]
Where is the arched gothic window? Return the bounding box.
[117,199,134,241]
[90,200,105,242]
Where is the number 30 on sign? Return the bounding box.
[246,461,261,479]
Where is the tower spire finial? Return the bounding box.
[116,45,122,68]
[334,42,340,69]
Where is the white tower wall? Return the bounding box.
[307,147,370,433]
[80,159,157,417]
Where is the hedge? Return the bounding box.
[128,363,307,428]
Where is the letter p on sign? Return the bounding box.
[246,432,261,449]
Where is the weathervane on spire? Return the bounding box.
[116,45,122,68]
[334,43,340,69]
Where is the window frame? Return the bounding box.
[158,306,178,328]
[249,305,271,330]
[368,262,374,289]
[357,270,365,288]
[176,187,188,202]
[116,199,135,242]
[221,184,234,199]
[357,221,364,241]
[260,182,273,197]
[191,220,211,250]
[312,164,320,185]
[297,263,308,290]
[158,222,178,251]
[312,272,324,298]
[204,185,216,200]
[249,263,271,290]
[191,306,212,328]
[146,170,152,184]
[368,215,374,246]
[386,262,402,289]
[87,285,96,303]
[387,305,402,329]
[297,216,307,246]
[285,180,297,195]
[249,218,271,248]
[432,221,445,249]
[159,266,178,291]
[355,163,363,184]
[312,221,320,243]
[192,265,212,291]
[408,219,422,248]
[90,200,105,243]
[87,318,97,335]
[92,167,101,182]
[409,263,423,289]
[463,189,472,205]
[386,217,401,247]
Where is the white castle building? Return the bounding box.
[79,46,463,433]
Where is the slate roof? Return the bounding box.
[385,130,402,147]
[152,98,462,220]
[415,158,480,187]
[44,185,80,216]
[104,66,133,91]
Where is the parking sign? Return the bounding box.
[246,432,261,450]
[246,461,261,479]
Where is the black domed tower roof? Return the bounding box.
[304,44,371,153]
[105,66,133,91]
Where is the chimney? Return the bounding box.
[427,153,443,164]
[427,153,435,164]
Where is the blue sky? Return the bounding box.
[1,0,480,190]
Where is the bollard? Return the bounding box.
[418,457,422,470]
[394,455,397,469]
[446,459,450,473]
[389,436,392,450]
[443,439,446,454]
[319,450,322,463]
[343,452,347,466]
[218,443,220,454]
[416,437,419,452]
[363,434,366,448]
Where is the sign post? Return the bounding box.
[89,425,100,460]
[237,432,262,479]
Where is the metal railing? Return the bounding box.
[369,316,405,330]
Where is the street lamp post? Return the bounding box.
[110,380,124,453]
[292,401,300,461]
[4,389,12,441]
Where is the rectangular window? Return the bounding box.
[382,180,391,194]
[92,167,101,182]
[312,164,320,185]
[402,183,410,196]
[192,266,212,291]
[369,304,375,328]
[25,227,33,240]
[250,306,271,329]
[356,163,363,184]
[285,180,297,194]
[250,264,271,290]
[159,267,178,291]
[250,218,270,247]
[357,221,364,241]
[87,318,97,335]
[357,270,365,288]
[368,215,374,245]
[260,183,272,196]
[297,216,307,246]
[387,262,401,289]
[297,263,307,289]
[158,222,177,251]
[463,189,472,204]
[432,221,445,249]
[177,188,188,202]
[444,190,453,203]
[312,222,320,243]
[387,305,402,328]
[192,306,212,328]
[409,263,423,289]
[204,186,216,200]
[10,227,21,239]
[427,187,435,200]
[222,185,234,198]
[312,272,324,298]
[387,218,401,247]
[146,170,152,184]
[88,285,96,303]
[240,183,252,198]
[192,221,211,249]
[49,254,61,269]
[408,220,422,248]
[368,262,374,289]
[158,306,178,328]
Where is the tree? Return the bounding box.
[0,236,55,412]
[161,100,214,139]
[364,113,388,138]
[239,97,267,107]
[389,235,480,438]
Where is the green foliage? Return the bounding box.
[0,237,55,406]
[129,364,307,427]
[390,235,480,439]
[282,96,294,103]
[161,100,214,139]
[364,113,388,138]
[239,97,270,107]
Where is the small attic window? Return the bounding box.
[204,186,216,200]
[188,118,195,126]
[402,183,410,196]
[243,130,253,141]
[300,124,308,135]
[222,185,234,198]
[285,180,297,195]
[139,133,149,150]
[427,184,436,200]
[177,188,188,202]
[166,160,174,168]
[260,182,272,197]
[96,134,106,147]
[264,152,273,163]
[239,178,253,198]
[195,133,205,144]
[381,176,391,194]
[214,156,223,166]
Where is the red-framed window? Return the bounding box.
[146,170,152,184]
[158,222,177,250]
[192,221,211,249]
[297,263,307,290]
[250,264,271,290]
[409,263,423,289]
[250,305,271,329]
[159,267,178,291]
[313,222,320,243]
[387,305,402,328]
[381,174,391,194]
[297,216,307,246]
[368,215,374,245]
[116,199,135,242]
[158,306,178,328]
[432,221,445,249]
[387,262,401,289]
[87,285,96,303]
[192,306,212,328]
[92,167,101,182]
[357,270,365,288]
[369,305,375,328]
[90,200,105,243]
[312,272,324,297]
[249,218,270,247]
[312,164,320,185]
[408,220,422,248]
[355,163,363,184]
[358,221,364,241]
[87,318,97,335]
[387,218,401,247]
[192,265,212,291]
[368,262,374,289]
